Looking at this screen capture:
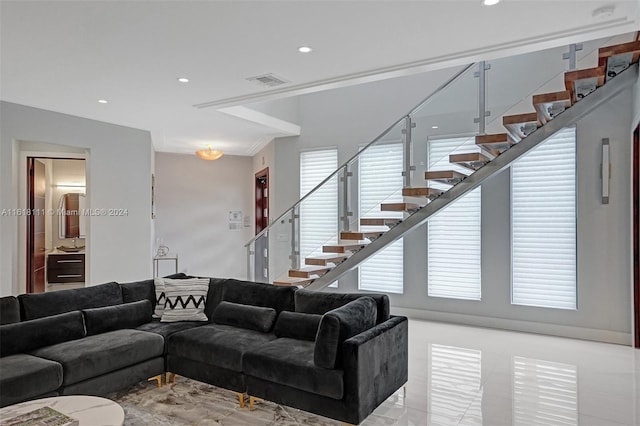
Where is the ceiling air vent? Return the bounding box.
[246,73,289,87]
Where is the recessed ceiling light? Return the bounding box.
[298,46,312,53]
[177,77,190,83]
[482,0,500,5]
[97,99,108,104]
[431,125,439,129]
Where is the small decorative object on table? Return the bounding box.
[3,406,78,426]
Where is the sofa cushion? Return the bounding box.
[0,311,85,357]
[83,300,152,336]
[18,282,122,320]
[161,278,209,322]
[274,311,322,341]
[220,279,296,313]
[30,329,164,386]
[0,296,20,325]
[120,279,155,311]
[212,302,276,333]
[314,297,377,369]
[244,338,344,400]
[168,324,276,372]
[295,289,389,325]
[0,354,63,407]
[136,320,206,351]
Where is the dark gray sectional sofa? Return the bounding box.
[0,275,408,425]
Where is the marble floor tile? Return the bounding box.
[108,319,639,425]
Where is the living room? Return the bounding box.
[1,1,640,425]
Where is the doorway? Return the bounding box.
[255,168,269,282]
[25,157,87,293]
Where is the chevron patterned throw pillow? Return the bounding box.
[160,278,209,322]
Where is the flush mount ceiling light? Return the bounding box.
[592,5,615,19]
[482,0,500,5]
[195,145,224,161]
[298,46,312,53]
[431,125,439,129]
[97,99,108,104]
[177,77,190,83]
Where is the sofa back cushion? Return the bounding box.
[0,311,86,357]
[220,279,296,314]
[83,300,152,336]
[18,282,123,320]
[314,297,377,369]
[295,289,389,325]
[120,279,155,311]
[0,296,20,325]
[212,301,277,333]
[274,311,322,341]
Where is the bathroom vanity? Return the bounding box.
[46,251,85,283]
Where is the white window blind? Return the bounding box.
[511,127,576,310]
[513,357,578,426]
[427,136,481,300]
[359,142,403,294]
[299,149,338,260]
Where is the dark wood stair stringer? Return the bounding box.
[305,64,637,290]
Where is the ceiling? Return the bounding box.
[1,0,638,156]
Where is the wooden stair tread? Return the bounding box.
[273,277,313,286]
[305,254,349,266]
[599,40,640,81]
[475,133,515,155]
[502,112,542,140]
[323,241,369,253]
[360,217,402,227]
[340,230,386,240]
[449,152,491,171]
[425,170,466,184]
[564,66,606,102]
[532,90,572,123]
[380,202,420,212]
[289,265,331,278]
[402,187,443,199]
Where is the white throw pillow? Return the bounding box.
[160,278,209,322]
[153,277,166,319]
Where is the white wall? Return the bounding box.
[0,102,154,296]
[264,61,635,343]
[155,152,253,279]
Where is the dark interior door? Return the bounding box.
[27,158,46,293]
[633,125,639,348]
[255,168,269,282]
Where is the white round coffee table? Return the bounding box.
[0,395,125,425]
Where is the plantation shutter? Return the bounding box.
[359,142,403,293]
[427,136,481,300]
[511,127,576,309]
[299,148,338,260]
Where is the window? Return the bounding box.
[511,127,576,309]
[359,142,403,293]
[427,136,481,300]
[299,149,338,260]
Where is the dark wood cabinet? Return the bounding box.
[47,253,85,283]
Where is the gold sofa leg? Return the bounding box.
[165,372,178,385]
[147,375,163,388]
[233,392,246,408]
[249,396,262,411]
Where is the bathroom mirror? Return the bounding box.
[58,193,86,238]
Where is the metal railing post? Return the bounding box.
[563,43,583,71]
[290,206,300,269]
[402,115,415,188]
[474,61,491,135]
[340,165,353,231]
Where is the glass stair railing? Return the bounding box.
[245,33,639,289]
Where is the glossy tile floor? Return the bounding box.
[373,319,640,426]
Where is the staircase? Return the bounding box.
[263,39,639,290]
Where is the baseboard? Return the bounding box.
[391,306,633,346]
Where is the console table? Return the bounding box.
[153,253,178,277]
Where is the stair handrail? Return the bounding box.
[244,62,477,248]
